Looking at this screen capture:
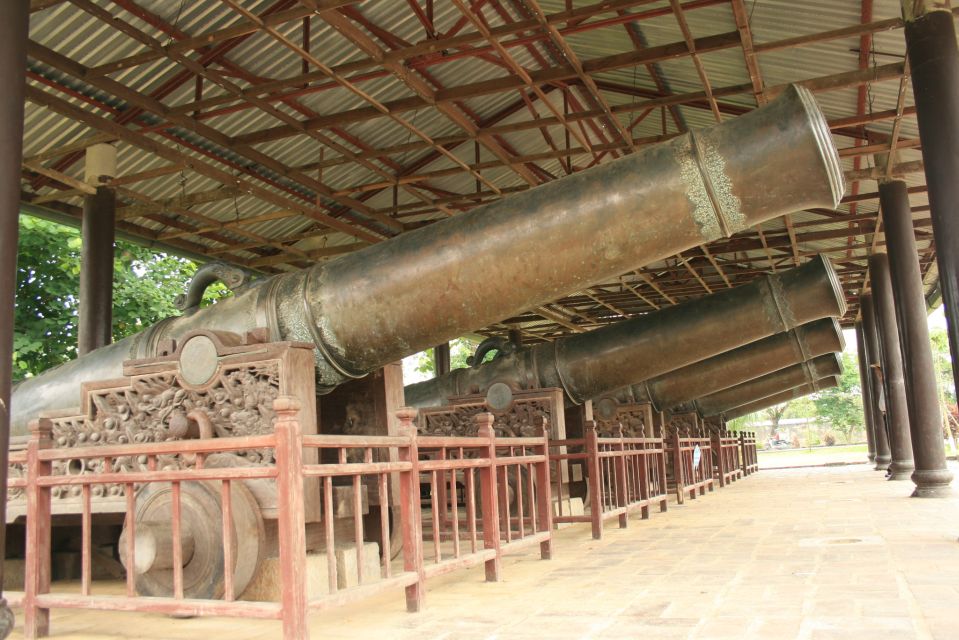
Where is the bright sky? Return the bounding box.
[841,305,947,355]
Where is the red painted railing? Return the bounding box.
[739,431,759,475]
[549,423,668,540]
[711,433,743,487]
[667,433,715,504]
[4,399,553,640]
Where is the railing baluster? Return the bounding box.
[81,483,91,596]
[430,469,441,562]
[449,463,460,558]
[124,482,136,597]
[353,473,364,585]
[324,476,337,595]
[172,481,183,600]
[378,471,391,578]
[221,479,234,602]
[515,461,525,539]
[466,467,477,554]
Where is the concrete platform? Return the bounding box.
[8,461,959,639]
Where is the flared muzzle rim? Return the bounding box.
[789,84,846,209]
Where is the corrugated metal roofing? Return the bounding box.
[20,0,945,341]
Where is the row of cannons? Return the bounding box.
[2,85,846,639]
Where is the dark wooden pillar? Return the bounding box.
[855,321,878,464]
[433,342,451,377]
[78,176,116,355]
[903,3,959,410]
[880,178,954,497]
[860,293,892,471]
[868,253,915,480]
[0,1,29,634]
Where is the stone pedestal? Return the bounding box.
[243,542,381,601]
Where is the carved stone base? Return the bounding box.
[243,542,381,601]
[551,498,585,529]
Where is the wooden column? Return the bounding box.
[860,294,892,471]
[902,2,959,411]
[855,321,878,464]
[868,253,915,480]
[880,178,954,497]
[78,143,117,356]
[433,342,451,377]
[0,2,29,634]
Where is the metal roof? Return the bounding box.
[20,0,944,343]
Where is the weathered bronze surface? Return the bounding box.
[11,86,843,436]
[405,256,845,409]
[633,317,844,411]
[722,376,840,421]
[693,353,843,417]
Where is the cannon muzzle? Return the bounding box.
[11,85,843,436]
[693,353,843,417]
[723,376,841,421]
[405,256,845,408]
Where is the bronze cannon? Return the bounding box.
[692,353,844,417]
[405,256,846,410]
[606,317,844,411]
[722,376,841,421]
[10,85,843,436]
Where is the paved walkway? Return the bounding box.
[10,462,959,639]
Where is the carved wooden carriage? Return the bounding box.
[9,329,320,522]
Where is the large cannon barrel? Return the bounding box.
[693,352,843,417]
[634,317,844,410]
[723,376,840,421]
[11,85,842,436]
[405,256,846,408]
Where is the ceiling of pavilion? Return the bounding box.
[20,0,939,345]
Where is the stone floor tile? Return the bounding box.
[5,462,958,639]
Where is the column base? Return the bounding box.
[0,599,13,639]
[867,453,876,462]
[887,461,915,481]
[910,468,955,498]
[873,456,891,471]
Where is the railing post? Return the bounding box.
[613,426,628,529]
[656,437,668,513]
[638,438,650,520]
[711,431,725,488]
[273,397,308,640]
[704,438,714,493]
[670,430,684,505]
[395,407,424,612]
[584,421,603,540]
[745,432,751,474]
[535,420,553,560]
[24,418,52,639]
[475,413,501,582]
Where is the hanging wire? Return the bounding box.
[399,109,420,168]
[169,0,188,45]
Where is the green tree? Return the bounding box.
[413,337,480,377]
[929,327,958,445]
[14,216,227,379]
[929,328,955,403]
[813,352,862,443]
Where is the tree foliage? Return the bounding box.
[413,338,480,377]
[811,352,862,443]
[14,216,227,380]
